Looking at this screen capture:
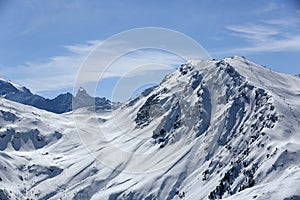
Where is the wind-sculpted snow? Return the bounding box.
[0,56,300,199]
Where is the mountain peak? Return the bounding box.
[78,86,87,93]
[0,57,299,199]
[75,86,91,98]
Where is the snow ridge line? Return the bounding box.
[244,58,300,127]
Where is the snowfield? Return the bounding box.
[0,56,299,199]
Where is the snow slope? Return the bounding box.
[0,56,299,199]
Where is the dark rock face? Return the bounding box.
[0,110,17,122]
[48,93,73,113]
[135,94,160,128]
[0,81,22,95]
[0,128,63,151]
[0,79,111,114]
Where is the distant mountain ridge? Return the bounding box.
[0,78,111,113]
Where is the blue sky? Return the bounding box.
[0,0,299,101]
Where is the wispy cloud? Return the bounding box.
[63,40,99,54]
[226,24,279,42]
[262,19,296,26]
[258,2,282,13]
[72,42,186,97]
[0,40,184,96]
[0,41,93,92]
[214,17,300,55]
[230,35,300,53]
[212,1,300,56]
[296,9,300,16]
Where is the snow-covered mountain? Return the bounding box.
[0,56,299,199]
[0,79,111,114]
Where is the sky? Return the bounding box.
[0,0,299,102]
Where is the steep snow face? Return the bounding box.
[0,57,299,200]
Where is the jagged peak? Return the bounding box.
[179,56,297,95]
[78,86,86,93]
[75,86,92,98]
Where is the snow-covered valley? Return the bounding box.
[0,56,299,199]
